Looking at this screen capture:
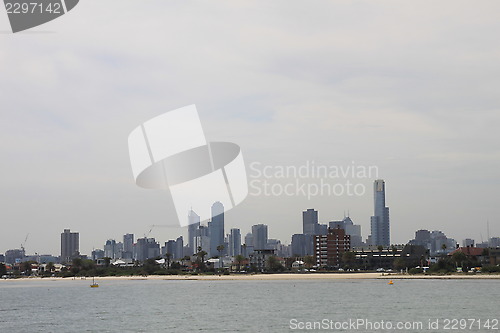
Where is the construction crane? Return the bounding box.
[144,224,176,238]
[21,233,29,254]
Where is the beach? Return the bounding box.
[3,272,500,282]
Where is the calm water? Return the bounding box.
[0,278,498,332]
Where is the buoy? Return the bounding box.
[388,280,394,285]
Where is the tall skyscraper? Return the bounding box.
[243,232,254,257]
[228,228,241,256]
[303,208,319,235]
[209,201,225,257]
[61,229,79,263]
[252,224,268,250]
[123,234,134,253]
[369,179,390,246]
[188,210,201,256]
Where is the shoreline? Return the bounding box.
[2,273,500,282]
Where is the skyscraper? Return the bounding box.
[188,210,201,256]
[252,224,268,250]
[209,201,225,257]
[369,179,390,246]
[303,208,319,235]
[228,228,241,256]
[123,233,134,259]
[60,229,79,263]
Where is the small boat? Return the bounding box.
[388,280,394,285]
[90,276,99,288]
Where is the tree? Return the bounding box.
[342,252,356,267]
[21,261,33,275]
[452,251,467,269]
[267,256,284,272]
[441,243,447,253]
[195,248,208,272]
[216,245,225,272]
[0,263,7,276]
[377,246,384,268]
[46,262,55,273]
[103,257,111,268]
[72,258,83,268]
[393,257,406,271]
[304,255,315,269]
[164,253,172,269]
[234,255,245,272]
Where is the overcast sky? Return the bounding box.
[1,1,500,256]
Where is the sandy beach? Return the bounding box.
[3,273,500,282]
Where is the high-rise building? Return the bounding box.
[315,227,351,268]
[209,201,225,257]
[61,229,79,263]
[161,236,184,260]
[252,224,268,250]
[243,232,254,257]
[291,234,314,256]
[329,216,363,248]
[303,209,319,235]
[369,180,390,246]
[104,239,123,259]
[91,249,104,261]
[194,225,210,256]
[123,234,134,253]
[122,233,134,259]
[228,228,241,256]
[134,237,160,261]
[188,210,201,256]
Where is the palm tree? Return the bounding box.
[441,243,447,253]
[216,245,225,272]
[164,253,172,269]
[196,248,207,272]
[234,254,245,272]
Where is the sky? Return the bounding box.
[1,1,500,256]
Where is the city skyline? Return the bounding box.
[1,1,500,255]
[3,179,499,262]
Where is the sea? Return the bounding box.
[0,278,498,332]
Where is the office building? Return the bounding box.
[61,229,79,263]
[252,224,268,250]
[122,233,134,258]
[104,239,123,260]
[329,216,363,247]
[243,233,254,257]
[209,202,225,257]
[228,228,241,256]
[303,209,318,235]
[369,180,390,246]
[134,237,160,261]
[188,209,201,255]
